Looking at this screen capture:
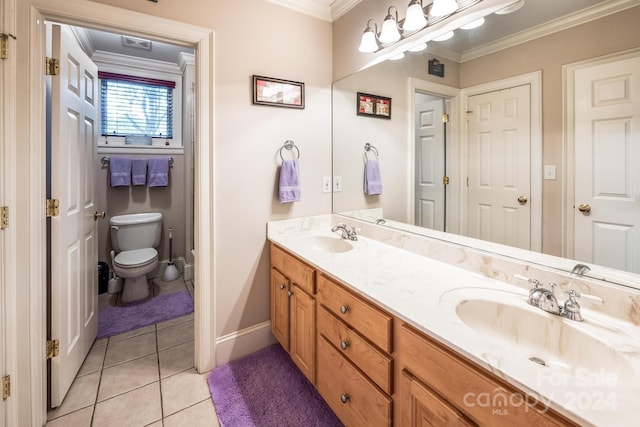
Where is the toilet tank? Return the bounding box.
[110,212,163,252]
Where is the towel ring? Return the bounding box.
[279,140,300,161]
[364,143,379,160]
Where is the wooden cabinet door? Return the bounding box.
[401,370,476,427]
[289,284,316,383]
[270,267,290,351]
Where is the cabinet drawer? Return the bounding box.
[401,325,576,427]
[317,336,392,427]
[317,274,392,353]
[271,243,315,295]
[318,306,393,395]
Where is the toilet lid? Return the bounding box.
[114,248,158,268]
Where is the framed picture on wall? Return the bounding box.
[252,75,305,109]
[357,92,392,119]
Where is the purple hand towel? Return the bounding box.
[131,158,148,186]
[364,159,382,195]
[109,157,131,187]
[148,157,169,187]
[279,159,301,203]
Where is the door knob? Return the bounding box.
[578,204,591,213]
[517,196,528,205]
[93,211,106,220]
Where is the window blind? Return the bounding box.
[99,72,174,138]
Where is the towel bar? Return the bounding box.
[101,156,174,166]
[279,140,300,161]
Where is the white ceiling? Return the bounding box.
[75,0,633,65]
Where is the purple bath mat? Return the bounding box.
[97,291,193,339]
[208,344,343,427]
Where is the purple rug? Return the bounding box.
[208,344,343,427]
[97,291,194,339]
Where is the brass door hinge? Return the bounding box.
[2,375,10,400]
[0,33,16,60]
[0,206,8,229]
[47,339,60,359]
[45,57,59,76]
[442,114,449,123]
[46,199,59,217]
[443,176,450,185]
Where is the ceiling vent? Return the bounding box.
[121,35,152,51]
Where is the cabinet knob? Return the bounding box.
[339,305,349,314]
[340,393,349,404]
[279,283,286,290]
[340,340,350,350]
[287,290,293,297]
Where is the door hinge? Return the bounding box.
[1,206,8,229]
[442,114,449,123]
[443,176,450,185]
[2,375,10,400]
[46,199,59,217]
[45,57,59,76]
[0,33,16,60]
[47,339,60,359]
[466,110,473,121]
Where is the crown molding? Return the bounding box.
[91,50,183,76]
[69,26,96,57]
[461,0,639,62]
[266,0,360,22]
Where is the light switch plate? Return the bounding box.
[544,165,556,180]
[322,177,331,193]
[333,176,342,192]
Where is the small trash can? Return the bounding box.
[98,262,109,294]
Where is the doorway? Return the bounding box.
[22,2,215,424]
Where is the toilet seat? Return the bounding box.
[113,248,158,268]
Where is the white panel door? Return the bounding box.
[574,55,640,273]
[415,98,445,230]
[467,85,531,249]
[49,23,99,407]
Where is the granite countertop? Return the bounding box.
[267,216,640,427]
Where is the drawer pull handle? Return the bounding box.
[340,393,349,404]
[287,291,293,297]
[339,305,349,314]
[279,284,286,290]
[340,340,350,350]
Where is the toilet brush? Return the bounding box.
[163,227,180,282]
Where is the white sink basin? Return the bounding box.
[303,235,353,254]
[455,297,634,376]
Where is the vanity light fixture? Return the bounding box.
[430,0,459,17]
[358,19,380,53]
[404,0,429,32]
[379,6,402,44]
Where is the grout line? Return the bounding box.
[155,324,167,423]
[90,336,110,426]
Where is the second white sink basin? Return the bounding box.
[454,297,634,377]
[304,235,353,254]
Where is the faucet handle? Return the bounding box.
[566,289,604,305]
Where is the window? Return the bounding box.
[99,72,175,138]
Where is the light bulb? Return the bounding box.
[403,1,427,32]
[430,0,458,17]
[358,28,379,53]
[379,15,401,44]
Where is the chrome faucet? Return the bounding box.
[331,223,358,241]
[570,263,591,276]
[515,274,604,322]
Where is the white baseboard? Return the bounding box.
[183,262,194,281]
[215,321,277,366]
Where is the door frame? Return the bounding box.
[408,78,460,232]
[460,71,542,252]
[20,1,215,424]
[563,48,640,259]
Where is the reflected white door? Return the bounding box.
[415,97,445,230]
[467,85,531,249]
[49,23,99,407]
[574,55,640,273]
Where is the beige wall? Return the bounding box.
[95,154,186,267]
[91,0,333,338]
[460,7,640,255]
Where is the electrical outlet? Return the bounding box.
[333,176,342,192]
[322,176,332,193]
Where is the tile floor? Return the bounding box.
[46,278,220,427]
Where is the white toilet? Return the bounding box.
[110,212,163,303]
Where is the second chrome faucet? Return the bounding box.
[331,223,359,241]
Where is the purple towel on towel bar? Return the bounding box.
[364,159,382,195]
[279,159,301,203]
[148,157,169,187]
[131,158,148,186]
[109,157,131,187]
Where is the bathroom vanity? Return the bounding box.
[268,215,640,427]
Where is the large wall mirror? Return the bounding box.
[333,0,640,288]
